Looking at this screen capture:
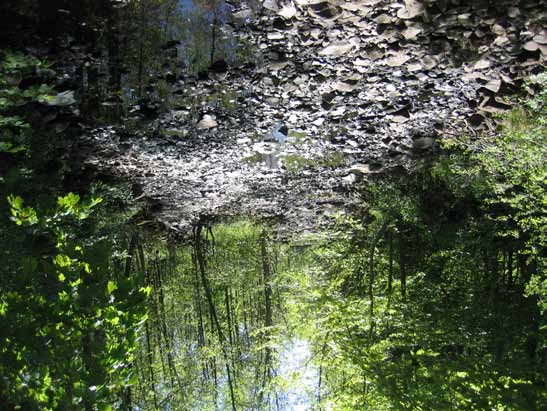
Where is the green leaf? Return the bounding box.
[139,286,152,297]
[54,254,73,268]
[107,280,118,295]
[0,300,8,316]
[7,194,38,225]
[7,194,23,210]
[57,192,80,210]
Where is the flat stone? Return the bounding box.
[196,115,218,130]
[319,42,353,56]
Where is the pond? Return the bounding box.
[1,0,545,410]
[131,220,326,411]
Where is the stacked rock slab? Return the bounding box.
[82,0,545,240]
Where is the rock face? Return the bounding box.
[80,0,545,239]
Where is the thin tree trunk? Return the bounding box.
[192,252,206,348]
[125,233,139,276]
[82,333,95,411]
[194,223,237,411]
[387,230,393,307]
[368,222,387,337]
[137,0,145,97]
[317,332,330,410]
[399,230,407,303]
[120,233,140,410]
[210,12,218,64]
[136,239,159,410]
[154,257,179,389]
[231,287,242,360]
[225,286,238,378]
[261,233,274,386]
[208,307,218,406]
[145,321,159,410]
[242,290,251,347]
[191,248,209,382]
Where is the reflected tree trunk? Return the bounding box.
[192,250,208,380]
[387,230,393,308]
[399,229,407,303]
[210,12,218,65]
[154,255,180,391]
[119,233,140,410]
[260,232,273,389]
[145,315,159,409]
[317,332,330,411]
[194,222,237,411]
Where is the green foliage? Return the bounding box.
[0,49,148,410]
[298,74,546,410]
[283,153,315,173]
[435,74,546,254]
[0,192,148,410]
[0,51,53,154]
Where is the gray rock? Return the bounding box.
[412,137,436,151]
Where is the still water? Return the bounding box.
[133,221,324,411]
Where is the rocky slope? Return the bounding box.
[80,0,545,238]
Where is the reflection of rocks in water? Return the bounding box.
[264,152,279,169]
[252,142,280,169]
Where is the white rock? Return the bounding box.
[196,115,218,130]
[278,4,297,19]
[267,32,285,40]
[263,0,280,12]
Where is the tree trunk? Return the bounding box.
[137,0,146,97]
[194,223,237,411]
[387,230,393,307]
[259,232,274,404]
[210,12,218,65]
[507,248,513,289]
[368,221,387,337]
[399,230,407,303]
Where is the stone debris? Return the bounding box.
[80,0,545,240]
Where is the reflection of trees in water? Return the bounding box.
[132,221,315,411]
